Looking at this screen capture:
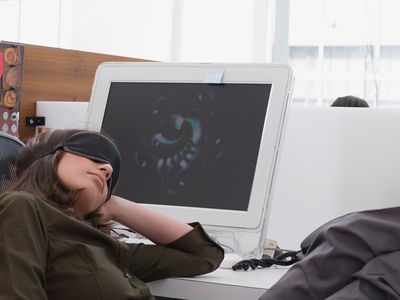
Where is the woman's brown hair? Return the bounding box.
[12,129,109,231]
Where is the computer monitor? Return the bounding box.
[85,62,293,257]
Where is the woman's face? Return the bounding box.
[57,152,113,216]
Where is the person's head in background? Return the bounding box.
[331,95,369,107]
[11,129,120,228]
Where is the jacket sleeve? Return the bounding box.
[0,192,48,300]
[325,250,400,300]
[259,206,400,300]
[121,222,224,282]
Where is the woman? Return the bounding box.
[0,129,224,300]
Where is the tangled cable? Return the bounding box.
[232,250,303,271]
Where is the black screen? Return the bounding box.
[102,82,271,211]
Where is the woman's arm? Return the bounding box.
[98,195,192,244]
[98,195,224,282]
[123,223,224,282]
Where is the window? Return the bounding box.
[276,0,400,107]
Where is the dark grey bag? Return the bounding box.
[259,206,400,300]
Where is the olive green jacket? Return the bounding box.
[0,191,224,300]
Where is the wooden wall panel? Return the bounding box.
[20,44,149,140]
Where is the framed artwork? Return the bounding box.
[0,42,24,137]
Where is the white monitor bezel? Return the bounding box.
[86,62,293,230]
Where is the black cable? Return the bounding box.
[232,250,303,271]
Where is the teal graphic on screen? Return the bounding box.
[102,82,271,211]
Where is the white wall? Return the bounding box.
[267,107,400,250]
[68,0,175,61]
[19,0,61,47]
[0,1,20,42]
[178,0,254,62]
[0,0,274,62]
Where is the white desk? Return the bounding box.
[147,266,288,300]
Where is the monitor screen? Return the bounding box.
[86,62,293,257]
[102,82,271,211]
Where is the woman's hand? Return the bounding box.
[96,195,192,245]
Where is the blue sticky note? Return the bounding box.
[203,70,224,84]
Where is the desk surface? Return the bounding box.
[147,266,288,300]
